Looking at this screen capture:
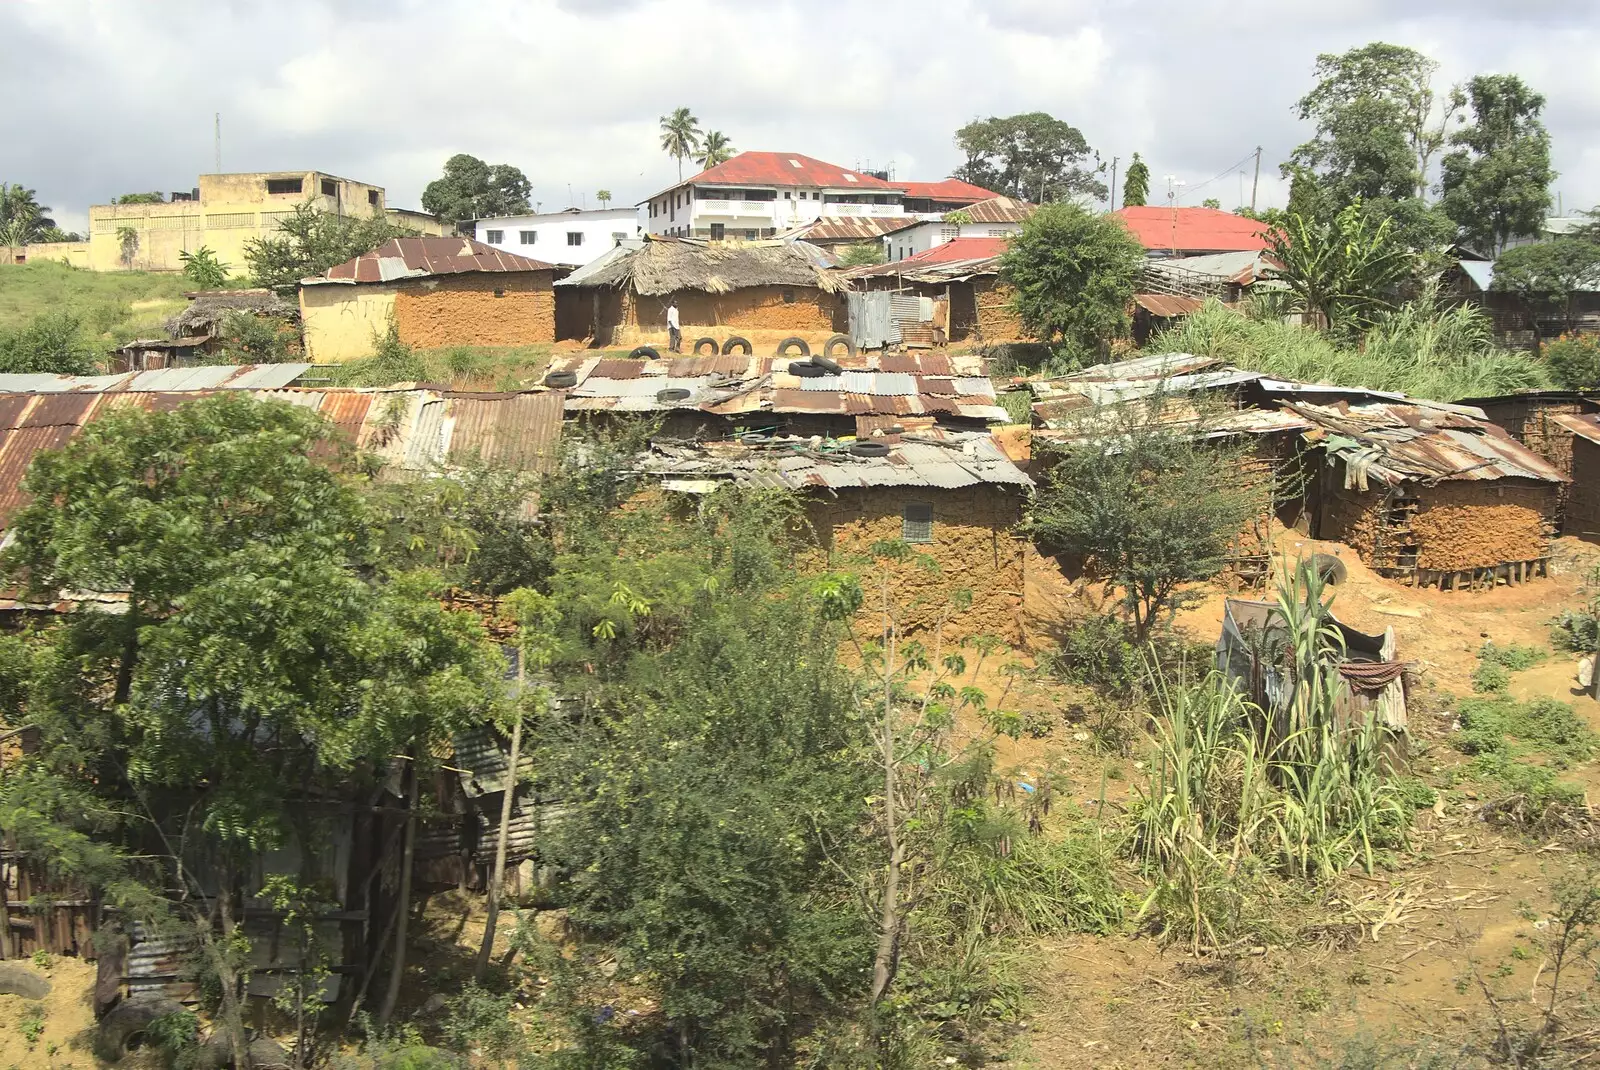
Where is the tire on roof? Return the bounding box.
[720,336,752,355]
[788,360,828,379]
[692,336,719,356]
[775,337,811,358]
[629,345,660,360]
[822,333,857,361]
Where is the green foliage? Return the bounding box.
[0,260,190,342]
[1470,640,1547,694]
[1264,199,1414,333]
[1152,291,1549,400]
[1439,74,1555,256]
[1456,694,1595,761]
[178,245,229,288]
[143,1010,202,1069]
[0,183,57,248]
[116,225,139,267]
[211,311,298,365]
[695,130,735,169]
[420,154,532,225]
[1492,237,1600,333]
[115,192,166,204]
[0,310,95,374]
[837,242,886,267]
[17,1006,44,1048]
[244,203,417,296]
[1121,152,1149,207]
[332,325,429,386]
[1551,595,1600,655]
[1028,392,1267,639]
[1542,333,1600,390]
[998,201,1144,357]
[658,107,703,180]
[951,111,1106,202]
[438,983,524,1062]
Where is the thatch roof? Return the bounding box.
[167,289,299,338]
[563,237,846,296]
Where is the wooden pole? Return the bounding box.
[377,755,419,1029]
[475,656,526,981]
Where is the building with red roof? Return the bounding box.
[895,178,1001,213]
[300,237,559,361]
[884,197,1033,263]
[643,152,908,240]
[1113,206,1272,256]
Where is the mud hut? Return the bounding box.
[553,236,846,349]
[843,238,1025,345]
[1457,390,1600,539]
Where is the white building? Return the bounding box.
[884,196,1034,261]
[641,152,914,239]
[468,207,642,268]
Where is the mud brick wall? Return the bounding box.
[802,484,1027,643]
[1566,437,1600,544]
[394,272,555,347]
[974,278,1026,342]
[627,285,844,334]
[1411,480,1557,570]
[1475,397,1586,476]
[1319,481,1387,564]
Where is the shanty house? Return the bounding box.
[635,431,1034,641]
[553,236,846,349]
[1460,390,1600,542]
[845,239,1024,345]
[299,237,559,363]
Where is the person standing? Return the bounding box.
[666,300,681,354]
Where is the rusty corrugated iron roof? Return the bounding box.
[0,364,310,394]
[1552,412,1600,446]
[783,216,920,243]
[1133,293,1206,317]
[960,196,1035,224]
[308,237,557,285]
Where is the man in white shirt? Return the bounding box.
[666,300,681,354]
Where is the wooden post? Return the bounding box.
[475,656,526,981]
[377,755,419,1029]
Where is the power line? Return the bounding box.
[1182,149,1263,198]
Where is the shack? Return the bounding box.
[844,238,1024,345]
[1553,411,1600,542]
[299,238,559,363]
[634,431,1033,641]
[553,236,846,350]
[167,289,300,343]
[1456,389,1600,539]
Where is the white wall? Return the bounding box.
[641,183,906,237]
[474,208,641,266]
[885,220,1023,261]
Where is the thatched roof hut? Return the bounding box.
[167,289,300,338]
[565,237,845,296]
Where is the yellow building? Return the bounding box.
[86,171,441,273]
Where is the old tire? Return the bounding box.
[543,370,578,389]
[97,996,185,1062]
[738,432,770,444]
[1310,552,1347,586]
[0,963,51,999]
[775,336,811,358]
[720,336,752,355]
[788,360,828,379]
[812,354,844,374]
[692,336,719,356]
[851,441,892,458]
[822,334,857,361]
[628,345,660,361]
[656,387,692,403]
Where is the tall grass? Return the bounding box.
[1153,286,1550,401]
[0,260,190,350]
[328,326,552,388]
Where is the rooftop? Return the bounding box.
[894,179,1002,203]
[959,195,1035,225]
[779,216,921,243]
[307,237,557,286]
[659,152,899,196]
[1114,206,1273,253]
[556,236,841,296]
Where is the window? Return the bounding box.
[320,178,337,196]
[710,223,725,240]
[485,229,504,243]
[781,289,795,303]
[902,503,933,543]
[520,230,537,244]
[368,189,380,206]
[266,177,303,195]
[940,227,959,241]
[988,228,1009,237]
[611,231,627,243]
[744,229,757,240]
[784,191,791,199]
[567,232,584,246]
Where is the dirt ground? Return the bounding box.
[0,957,98,1070]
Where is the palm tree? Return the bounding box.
[659,108,702,181]
[696,131,735,170]
[0,184,53,256]
[596,189,612,208]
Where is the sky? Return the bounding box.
[6,0,1599,235]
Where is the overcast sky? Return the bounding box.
[6,0,1598,234]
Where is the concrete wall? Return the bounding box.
[1569,437,1600,544]
[803,484,1027,643]
[887,220,1021,261]
[8,241,91,268]
[393,272,555,348]
[473,209,641,267]
[300,285,397,363]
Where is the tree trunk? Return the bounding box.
[474,695,524,982]
[207,867,253,1070]
[377,755,419,1029]
[114,603,140,705]
[869,598,902,1006]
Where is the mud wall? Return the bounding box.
[1317,481,1387,564]
[1411,480,1556,570]
[393,271,555,348]
[803,484,1027,643]
[627,285,844,334]
[974,279,1026,342]
[1565,437,1600,544]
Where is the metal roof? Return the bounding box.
[306,237,557,285]
[1134,294,1206,317]
[781,216,921,243]
[636,431,1033,492]
[960,196,1035,224]
[0,363,310,393]
[1550,412,1600,446]
[893,179,1001,203]
[1458,259,1495,291]
[1114,206,1275,253]
[652,152,899,198]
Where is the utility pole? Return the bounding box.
[214,113,221,173]
[1165,176,1185,256]
[1250,145,1261,213]
[1109,156,1119,211]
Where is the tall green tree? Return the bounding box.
[420,154,532,225]
[999,202,1144,358]
[952,112,1106,202]
[179,245,229,288]
[1492,236,1600,337]
[1122,152,1150,207]
[659,106,702,180]
[244,202,415,295]
[0,394,501,1067]
[695,129,735,170]
[0,183,56,251]
[1264,200,1414,333]
[1439,74,1555,256]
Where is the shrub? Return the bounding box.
[1551,607,1599,655]
[1542,333,1600,389]
[333,326,428,386]
[212,311,298,364]
[0,311,94,374]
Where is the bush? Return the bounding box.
[1457,694,1595,760]
[0,311,94,374]
[1551,607,1599,654]
[439,984,523,1062]
[212,311,298,364]
[1542,333,1600,390]
[332,326,428,386]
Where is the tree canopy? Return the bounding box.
[1439,74,1555,256]
[243,202,415,295]
[0,311,95,375]
[1264,199,1414,334]
[998,202,1144,358]
[420,153,533,224]
[1122,152,1150,207]
[1492,236,1600,333]
[660,106,702,180]
[696,129,735,169]
[0,183,57,248]
[952,112,1106,203]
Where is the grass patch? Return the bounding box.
[1471,640,1548,694]
[326,329,553,389]
[0,260,191,354]
[1454,693,1595,819]
[996,387,1033,424]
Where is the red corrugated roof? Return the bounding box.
[894,179,1000,202]
[681,152,897,191]
[1114,207,1272,253]
[903,237,1010,264]
[320,237,556,284]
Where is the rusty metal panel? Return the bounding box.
[21,393,98,428]
[317,391,376,448]
[0,426,78,526]
[0,395,32,430]
[446,392,564,474]
[591,359,650,379]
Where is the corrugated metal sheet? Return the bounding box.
[448,392,564,473]
[308,238,556,285]
[1553,412,1600,445]
[1134,293,1206,317]
[0,364,311,394]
